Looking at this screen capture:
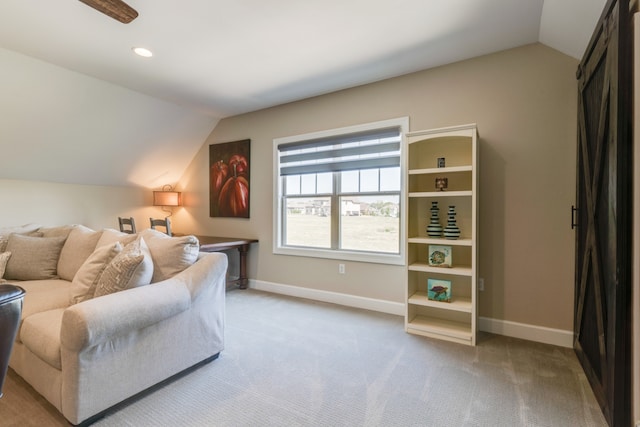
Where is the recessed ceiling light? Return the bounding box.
[132,47,153,58]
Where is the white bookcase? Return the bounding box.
[405,124,478,346]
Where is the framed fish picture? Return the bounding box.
[428,245,452,268]
[427,278,452,302]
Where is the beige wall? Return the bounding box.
[0,179,168,231]
[178,42,579,331]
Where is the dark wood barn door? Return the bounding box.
[573,1,632,426]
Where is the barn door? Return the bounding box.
[573,1,632,426]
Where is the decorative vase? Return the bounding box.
[427,201,443,237]
[443,205,461,240]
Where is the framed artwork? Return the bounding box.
[209,139,250,218]
[428,245,452,267]
[435,177,448,191]
[427,278,452,303]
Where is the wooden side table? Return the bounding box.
[195,236,258,289]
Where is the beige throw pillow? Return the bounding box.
[4,234,67,280]
[140,228,200,283]
[0,251,11,282]
[95,228,137,249]
[69,242,122,304]
[38,225,74,239]
[93,237,153,298]
[0,223,41,252]
[57,225,103,281]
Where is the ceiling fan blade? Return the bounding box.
[78,0,138,24]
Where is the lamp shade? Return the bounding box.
[153,191,182,207]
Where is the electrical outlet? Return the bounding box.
[339,263,346,274]
[478,278,484,291]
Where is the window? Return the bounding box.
[273,117,408,265]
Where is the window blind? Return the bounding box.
[278,127,401,176]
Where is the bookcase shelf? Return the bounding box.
[408,191,472,198]
[406,316,473,345]
[408,165,472,175]
[408,262,472,276]
[408,237,472,246]
[408,292,472,312]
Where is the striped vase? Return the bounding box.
[443,205,461,240]
[427,201,443,237]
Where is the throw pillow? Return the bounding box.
[4,234,67,280]
[93,236,153,298]
[0,223,41,252]
[95,228,137,249]
[38,225,75,239]
[57,225,103,281]
[140,228,200,283]
[0,251,11,282]
[69,242,122,304]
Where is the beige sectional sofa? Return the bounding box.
[1,224,227,425]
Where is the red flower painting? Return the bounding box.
[209,139,250,218]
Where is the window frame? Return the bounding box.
[273,117,408,265]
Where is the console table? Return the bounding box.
[195,236,258,289]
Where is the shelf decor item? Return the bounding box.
[427,201,443,237]
[443,205,461,240]
[428,245,452,267]
[437,157,446,168]
[435,177,448,191]
[427,278,452,302]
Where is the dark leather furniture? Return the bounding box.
[0,284,25,398]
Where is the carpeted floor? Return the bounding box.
[1,289,606,426]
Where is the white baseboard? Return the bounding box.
[478,317,574,348]
[248,279,405,316]
[247,280,574,348]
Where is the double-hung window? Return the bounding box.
[273,117,408,265]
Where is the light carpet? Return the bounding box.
[2,289,606,426]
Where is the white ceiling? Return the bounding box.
[0,0,606,119]
[0,0,606,187]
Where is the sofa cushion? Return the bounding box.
[4,235,67,280]
[140,229,200,283]
[69,242,122,304]
[20,308,65,370]
[16,279,74,343]
[39,225,74,239]
[95,228,137,249]
[19,279,75,319]
[0,251,11,281]
[0,223,41,252]
[93,237,153,298]
[58,225,103,282]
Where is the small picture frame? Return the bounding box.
[437,157,446,168]
[428,245,452,268]
[435,177,448,191]
[427,278,452,302]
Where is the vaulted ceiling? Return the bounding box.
[0,0,606,187]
